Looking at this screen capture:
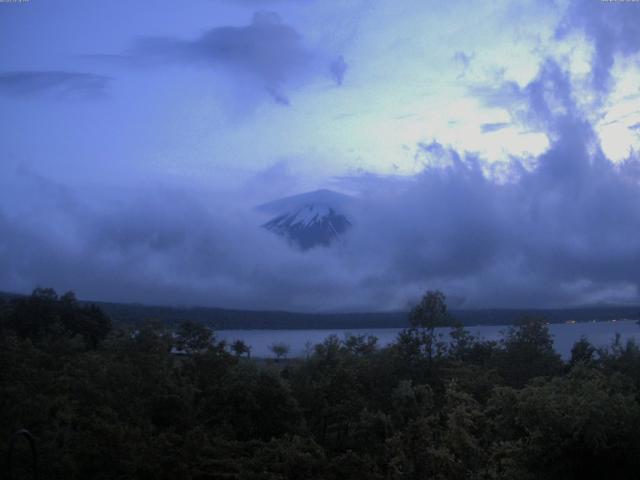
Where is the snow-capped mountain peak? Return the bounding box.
[286,204,331,228]
[257,190,353,250]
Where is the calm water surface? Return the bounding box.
[217,320,640,359]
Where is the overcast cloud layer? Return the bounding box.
[0,0,639,311]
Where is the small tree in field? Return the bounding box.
[399,290,452,367]
[269,342,290,362]
[409,290,450,330]
[231,339,251,358]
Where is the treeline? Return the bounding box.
[2,289,640,479]
[3,290,638,329]
[93,301,640,329]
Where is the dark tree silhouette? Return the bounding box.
[174,320,212,354]
[269,342,290,361]
[409,290,451,330]
[231,339,251,358]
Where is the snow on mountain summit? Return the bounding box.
[257,190,353,250]
[287,204,332,228]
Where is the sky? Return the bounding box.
[0,0,639,312]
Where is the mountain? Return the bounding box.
[257,189,353,249]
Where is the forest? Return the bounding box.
[3,288,640,479]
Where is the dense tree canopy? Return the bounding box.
[2,288,640,479]
[1,288,111,348]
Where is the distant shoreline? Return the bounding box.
[3,290,638,330]
[216,320,640,360]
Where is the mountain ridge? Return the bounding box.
[3,290,639,330]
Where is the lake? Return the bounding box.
[217,320,640,359]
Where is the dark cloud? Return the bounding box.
[453,51,474,79]
[0,167,366,312]
[266,86,290,105]
[0,71,111,99]
[129,11,314,104]
[472,60,578,135]
[470,81,525,111]
[339,59,640,308]
[557,0,640,93]
[480,122,510,133]
[2,58,640,311]
[453,51,474,78]
[454,51,472,68]
[329,55,348,86]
